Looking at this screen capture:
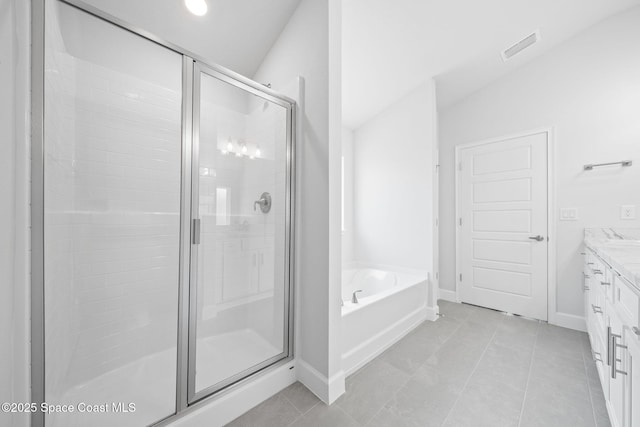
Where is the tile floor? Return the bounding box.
[227,300,609,427]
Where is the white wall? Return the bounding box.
[253,0,344,403]
[353,80,436,274]
[341,127,354,265]
[439,7,640,322]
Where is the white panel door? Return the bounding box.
[458,132,548,320]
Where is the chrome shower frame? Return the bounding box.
[30,0,297,425]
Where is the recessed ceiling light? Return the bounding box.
[185,0,208,16]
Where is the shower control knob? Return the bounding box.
[254,192,272,214]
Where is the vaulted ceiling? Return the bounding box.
[81,0,301,78]
[342,0,640,129]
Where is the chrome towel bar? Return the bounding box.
[584,160,632,170]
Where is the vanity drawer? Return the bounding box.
[599,264,614,302]
[614,273,640,328]
[588,284,607,335]
[586,251,614,302]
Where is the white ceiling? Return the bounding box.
[342,0,640,129]
[82,0,301,78]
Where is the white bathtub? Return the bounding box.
[341,267,431,375]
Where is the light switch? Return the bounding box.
[560,208,578,221]
[621,205,636,220]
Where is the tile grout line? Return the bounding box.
[340,404,365,426]
[516,321,541,427]
[439,315,504,426]
[363,315,467,426]
[582,346,600,426]
[282,401,319,427]
[280,393,306,417]
[281,388,323,427]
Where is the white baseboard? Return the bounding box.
[341,306,427,378]
[296,359,345,404]
[438,288,457,302]
[169,361,296,427]
[549,312,587,332]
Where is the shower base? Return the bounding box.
[46,328,280,426]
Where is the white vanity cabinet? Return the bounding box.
[584,229,640,427]
[626,328,640,427]
[608,311,625,427]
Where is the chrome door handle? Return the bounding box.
[591,304,602,314]
[600,281,611,287]
[528,235,544,242]
[633,327,640,336]
[192,218,201,245]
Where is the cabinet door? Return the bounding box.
[258,247,275,291]
[595,329,610,399]
[222,249,259,301]
[609,313,626,427]
[627,330,640,427]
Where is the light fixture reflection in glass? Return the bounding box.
[185,0,208,16]
[241,143,248,154]
[226,141,234,153]
[255,146,261,158]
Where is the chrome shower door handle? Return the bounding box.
[528,235,544,242]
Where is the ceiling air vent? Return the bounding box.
[501,30,541,62]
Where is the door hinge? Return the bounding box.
[459,218,462,226]
[458,162,462,171]
[436,272,439,280]
[192,218,201,244]
[459,273,462,281]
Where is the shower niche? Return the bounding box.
[34,1,295,426]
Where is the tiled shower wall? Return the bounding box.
[196,82,287,343]
[44,37,182,399]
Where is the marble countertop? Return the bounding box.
[584,228,640,291]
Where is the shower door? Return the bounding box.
[188,64,294,400]
[35,1,295,424]
[40,1,184,426]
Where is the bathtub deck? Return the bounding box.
[227,300,608,427]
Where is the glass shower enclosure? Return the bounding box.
[32,1,295,426]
